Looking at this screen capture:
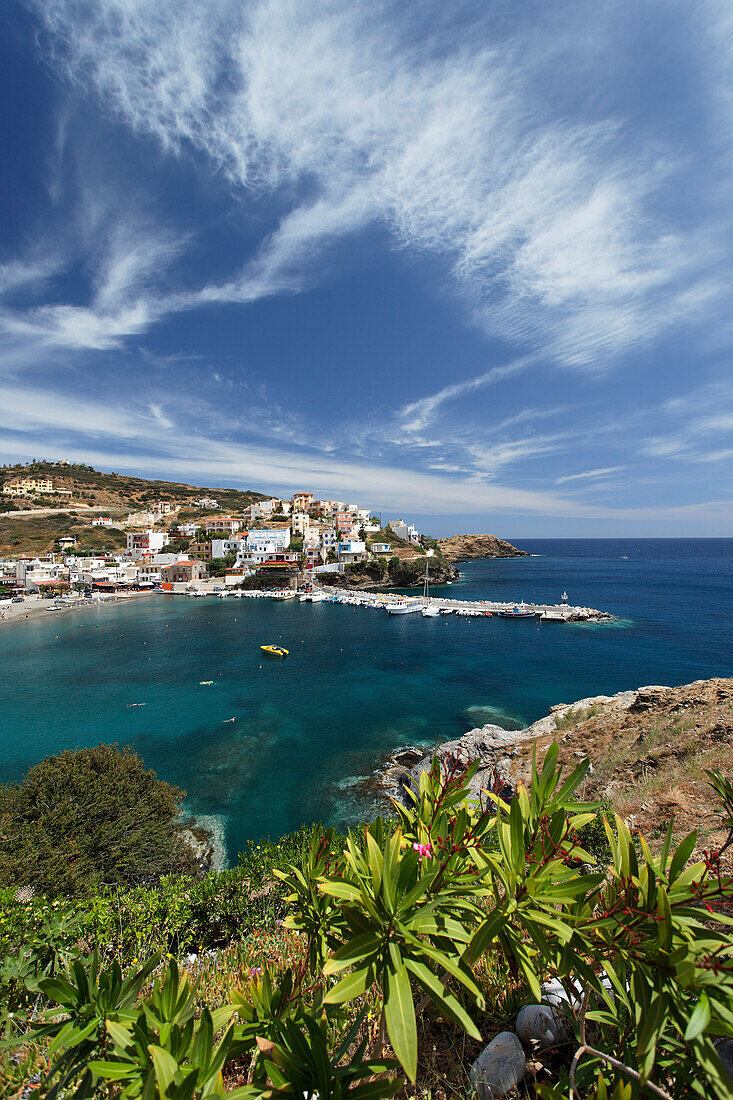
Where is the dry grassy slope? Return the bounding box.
[0,463,271,556]
[508,678,733,856]
[0,462,268,512]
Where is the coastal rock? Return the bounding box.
[438,533,528,563]
[469,1031,526,1098]
[515,1004,567,1050]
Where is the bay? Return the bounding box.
[1,538,731,862]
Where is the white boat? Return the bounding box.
[422,605,440,617]
[386,599,419,615]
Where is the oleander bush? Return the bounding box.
[3,751,733,1098]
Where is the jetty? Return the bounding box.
[313,584,610,622]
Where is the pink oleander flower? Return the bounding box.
[413,841,433,861]
[251,966,263,977]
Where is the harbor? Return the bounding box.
[163,581,610,622]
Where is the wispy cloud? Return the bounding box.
[21,0,731,370]
[556,466,623,485]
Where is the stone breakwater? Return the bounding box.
[375,683,681,805]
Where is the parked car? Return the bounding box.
[12,596,24,603]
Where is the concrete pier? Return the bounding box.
[314,584,610,622]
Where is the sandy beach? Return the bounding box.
[0,590,158,629]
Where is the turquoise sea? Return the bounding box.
[1,538,731,862]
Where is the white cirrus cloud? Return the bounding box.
[22,0,732,368]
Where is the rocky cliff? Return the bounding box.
[325,555,458,590]
[378,678,733,858]
[437,533,528,561]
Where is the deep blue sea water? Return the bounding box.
[1,539,731,862]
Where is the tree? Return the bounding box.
[0,744,195,896]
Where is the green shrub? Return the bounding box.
[0,745,195,896]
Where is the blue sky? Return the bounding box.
[1,0,732,536]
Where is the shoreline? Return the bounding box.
[0,589,159,629]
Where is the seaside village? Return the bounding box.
[0,476,423,603]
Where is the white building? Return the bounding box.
[370,543,392,557]
[192,497,218,509]
[246,528,291,551]
[204,517,242,535]
[290,511,310,535]
[320,528,339,554]
[210,535,248,559]
[126,529,170,559]
[388,519,420,545]
[338,539,367,563]
[91,516,115,527]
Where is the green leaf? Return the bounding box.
[87,1060,135,1081]
[384,961,417,1082]
[403,958,481,1040]
[323,933,382,975]
[669,831,698,883]
[324,966,374,1004]
[685,993,712,1041]
[148,1044,179,1092]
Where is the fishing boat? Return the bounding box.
[498,604,536,618]
[274,590,296,600]
[260,644,289,657]
[386,599,419,615]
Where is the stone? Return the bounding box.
[541,978,582,1008]
[469,1031,526,1098]
[715,1038,733,1081]
[515,1004,566,1051]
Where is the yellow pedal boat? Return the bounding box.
[260,644,289,657]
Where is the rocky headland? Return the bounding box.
[325,555,458,590]
[437,533,528,561]
[377,677,733,857]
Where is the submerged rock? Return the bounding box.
[469,1031,526,1098]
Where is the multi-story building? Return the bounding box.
[245,528,291,551]
[169,522,200,538]
[292,491,314,512]
[2,477,53,497]
[160,560,208,584]
[188,539,213,560]
[204,517,242,535]
[338,539,367,563]
[192,497,218,509]
[125,530,170,558]
[290,511,310,536]
[388,519,420,545]
[370,543,392,557]
[210,535,248,559]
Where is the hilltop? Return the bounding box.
[0,461,267,513]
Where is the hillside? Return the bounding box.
[0,461,267,513]
[0,462,269,556]
[437,532,528,561]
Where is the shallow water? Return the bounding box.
[1,538,730,861]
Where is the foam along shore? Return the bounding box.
[0,589,157,628]
[314,584,611,622]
